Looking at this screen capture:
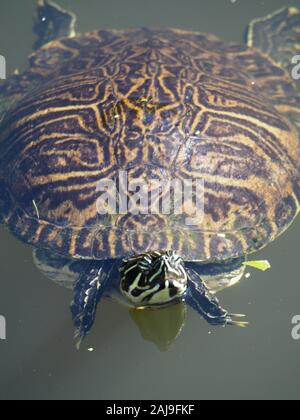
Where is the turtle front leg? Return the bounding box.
[185,268,248,328]
[71,260,116,348]
[34,0,77,49]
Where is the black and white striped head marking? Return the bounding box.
[120,251,188,306]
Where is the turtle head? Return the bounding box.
[120,251,188,306]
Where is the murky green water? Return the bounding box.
[1,0,300,400]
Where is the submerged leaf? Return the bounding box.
[243,260,271,272]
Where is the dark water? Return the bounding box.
[1,0,300,400]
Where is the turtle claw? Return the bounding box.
[227,313,249,327]
[227,313,249,328]
[228,313,247,318]
[205,312,249,328]
[227,319,249,328]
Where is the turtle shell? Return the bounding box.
[0,28,300,262]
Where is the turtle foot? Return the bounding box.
[185,267,248,328]
[34,0,77,49]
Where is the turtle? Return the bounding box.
[1,0,300,344]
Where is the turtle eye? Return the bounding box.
[137,255,153,274]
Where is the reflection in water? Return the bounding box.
[130,303,187,352]
[33,249,247,351]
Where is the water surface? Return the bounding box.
[0,0,300,400]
